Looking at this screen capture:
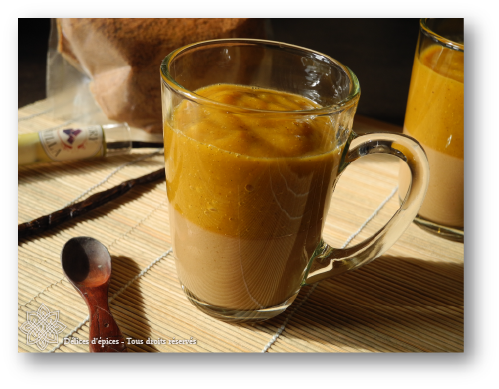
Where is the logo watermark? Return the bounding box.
[20,304,197,351]
[19,304,67,351]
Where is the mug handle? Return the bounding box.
[304,132,430,285]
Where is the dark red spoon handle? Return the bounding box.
[82,286,127,353]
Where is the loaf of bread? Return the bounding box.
[57,18,266,132]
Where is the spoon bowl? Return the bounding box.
[62,237,111,287]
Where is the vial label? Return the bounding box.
[39,125,104,162]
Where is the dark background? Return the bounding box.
[18,18,420,126]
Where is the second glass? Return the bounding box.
[399,18,464,241]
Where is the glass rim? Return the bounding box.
[160,38,360,116]
[420,18,464,52]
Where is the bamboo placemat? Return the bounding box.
[18,100,464,353]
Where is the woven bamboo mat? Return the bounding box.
[18,100,464,353]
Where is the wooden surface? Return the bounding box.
[18,100,464,353]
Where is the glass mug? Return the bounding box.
[398,19,464,242]
[160,39,430,323]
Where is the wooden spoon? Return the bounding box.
[61,237,127,352]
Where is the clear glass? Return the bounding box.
[102,123,132,157]
[398,19,464,242]
[161,39,430,323]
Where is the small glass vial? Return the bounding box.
[18,123,132,166]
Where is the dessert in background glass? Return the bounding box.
[398,18,464,242]
[161,39,430,323]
